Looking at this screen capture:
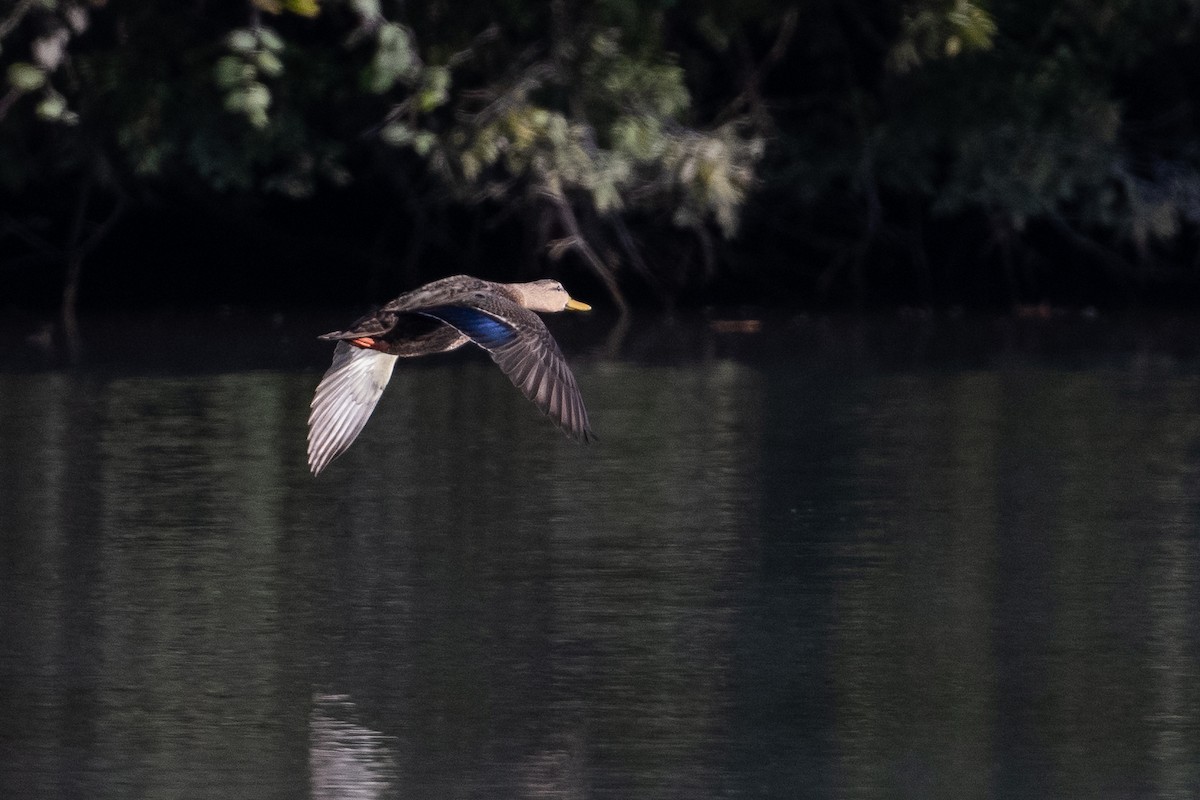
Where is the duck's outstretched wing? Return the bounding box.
[308,341,399,475]
[419,298,595,443]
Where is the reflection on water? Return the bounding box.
[1,313,1199,799]
[311,694,396,800]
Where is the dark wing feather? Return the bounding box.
[379,275,494,314]
[419,299,595,443]
[317,311,398,341]
[319,310,470,357]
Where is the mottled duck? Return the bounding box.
[308,275,595,475]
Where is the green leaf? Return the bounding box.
[242,82,271,111]
[223,83,270,116]
[257,27,285,53]
[349,0,380,19]
[284,0,320,19]
[247,108,269,129]
[412,131,437,157]
[226,29,258,55]
[35,93,66,121]
[365,22,418,93]
[380,122,413,146]
[224,89,250,112]
[7,62,46,93]
[461,151,480,181]
[417,66,450,112]
[214,55,247,89]
[593,177,622,213]
[255,51,284,78]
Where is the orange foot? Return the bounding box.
[351,337,377,348]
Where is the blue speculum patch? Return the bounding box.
[423,306,516,349]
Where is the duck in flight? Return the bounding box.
[307,275,596,475]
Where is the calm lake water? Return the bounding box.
[2,310,1199,799]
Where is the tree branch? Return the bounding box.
[611,216,668,301]
[541,187,629,314]
[717,7,798,125]
[0,88,22,123]
[0,0,37,41]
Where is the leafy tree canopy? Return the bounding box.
[1,0,1199,314]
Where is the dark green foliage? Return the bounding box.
[733,0,1200,305]
[1,0,1199,309]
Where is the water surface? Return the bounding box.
[2,311,1199,799]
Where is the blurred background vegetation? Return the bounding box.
[1,0,1198,315]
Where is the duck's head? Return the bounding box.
[516,279,592,313]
